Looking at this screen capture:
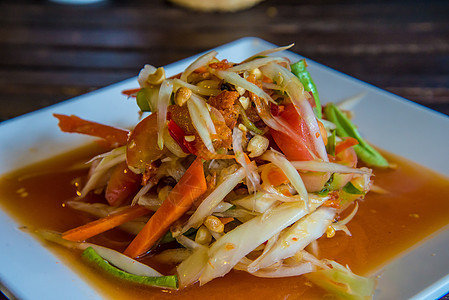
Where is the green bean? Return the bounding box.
[324,103,389,167]
[291,59,322,118]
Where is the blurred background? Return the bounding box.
[0,0,448,299]
[0,0,448,123]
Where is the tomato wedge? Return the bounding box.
[105,161,142,207]
[127,113,167,174]
[270,104,315,161]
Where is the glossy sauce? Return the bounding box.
[1,144,449,299]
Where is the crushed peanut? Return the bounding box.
[195,225,212,245]
[247,134,269,158]
[174,87,192,106]
[146,67,165,85]
[204,215,224,233]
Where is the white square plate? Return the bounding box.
[0,37,448,299]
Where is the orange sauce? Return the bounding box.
[1,144,449,299]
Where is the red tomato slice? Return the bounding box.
[127,113,167,174]
[269,104,315,161]
[105,161,142,206]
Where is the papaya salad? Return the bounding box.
[40,45,390,299]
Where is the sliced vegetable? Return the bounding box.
[82,247,178,289]
[53,114,129,147]
[167,119,195,154]
[290,59,322,118]
[243,43,294,62]
[180,50,217,82]
[136,86,159,112]
[121,87,141,97]
[336,137,359,155]
[127,112,167,174]
[62,205,150,242]
[305,259,375,300]
[232,127,260,193]
[181,167,246,233]
[36,229,163,277]
[66,202,147,235]
[238,105,264,135]
[269,104,316,161]
[124,157,207,258]
[187,97,215,153]
[261,64,328,161]
[200,196,328,285]
[324,103,389,167]
[105,161,142,206]
[248,207,336,272]
[157,79,174,150]
[260,150,309,208]
[80,146,127,198]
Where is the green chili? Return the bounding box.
[291,59,322,118]
[324,103,389,167]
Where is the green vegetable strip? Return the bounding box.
[305,262,375,300]
[238,105,265,135]
[82,247,178,289]
[326,130,336,156]
[291,59,322,118]
[136,88,152,112]
[342,182,364,195]
[324,103,389,167]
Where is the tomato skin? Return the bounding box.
[127,113,167,174]
[269,104,315,161]
[105,162,142,206]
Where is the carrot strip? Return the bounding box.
[62,205,150,242]
[335,137,359,154]
[53,114,129,147]
[121,88,141,97]
[124,157,207,258]
[219,217,234,225]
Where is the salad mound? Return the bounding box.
[46,45,388,299]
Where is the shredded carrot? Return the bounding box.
[124,157,207,258]
[62,205,150,242]
[53,114,129,147]
[219,217,234,225]
[121,88,141,97]
[335,137,359,154]
[243,153,251,165]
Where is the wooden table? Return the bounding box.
[0,0,448,299]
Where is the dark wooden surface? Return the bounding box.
[0,0,448,299]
